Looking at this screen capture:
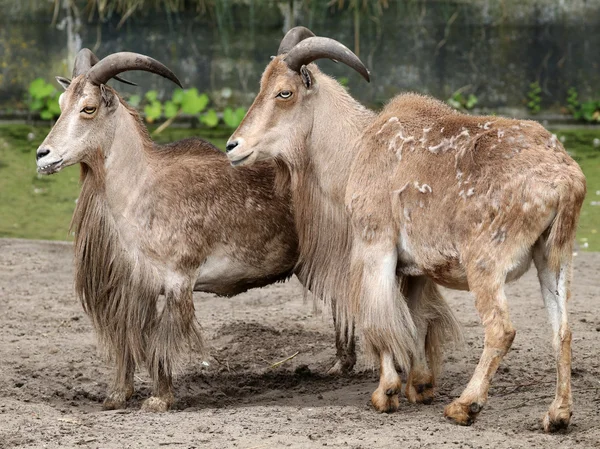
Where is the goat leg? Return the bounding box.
[103,346,135,410]
[444,275,515,426]
[327,300,356,375]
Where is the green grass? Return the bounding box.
[0,124,598,251]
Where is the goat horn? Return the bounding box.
[87,52,182,88]
[284,37,370,82]
[277,26,316,55]
[72,48,137,86]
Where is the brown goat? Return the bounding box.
[228,28,463,409]
[225,27,586,431]
[35,49,361,412]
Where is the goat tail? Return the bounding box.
[420,279,463,380]
[351,244,416,373]
[546,172,586,272]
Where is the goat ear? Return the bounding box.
[99,84,115,108]
[300,65,313,89]
[55,76,71,90]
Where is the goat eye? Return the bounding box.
[277,91,292,99]
[81,106,97,115]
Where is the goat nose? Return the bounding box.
[225,140,239,153]
[36,148,51,161]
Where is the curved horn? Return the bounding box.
[87,52,182,88]
[277,26,315,55]
[73,48,97,78]
[72,48,137,86]
[284,37,370,82]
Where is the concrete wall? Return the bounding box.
[1,0,599,112]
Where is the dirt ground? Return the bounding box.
[0,238,599,449]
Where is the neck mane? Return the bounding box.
[284,73,375,326]
[70,98,160,368]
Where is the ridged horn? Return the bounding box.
[72,48,137,86]
[284,37,370,82]
[86,52,182,88]
[277,26,316,55]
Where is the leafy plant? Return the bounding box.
[180,88,209,115]
[447,90,478,111]
[27,78,61,120]
[143,90,162,123]
[200,109,219,128]
[222,107,246,129]
[565,88,600,123]
[564,88,600,123]
[566,87,580,116]
[527,81,542,114]
[128,94,142,108]
[579,101,600,123]
[127,87,247,133]
[154,88,212,133]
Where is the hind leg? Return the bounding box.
[444,272,515,425]
[328,301,356,375]
[404,277,435,405]
[103,347,135,410]
[533,239,573,432]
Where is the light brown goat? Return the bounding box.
[229,28,463,408]
[35,49,319,412]
[226,27,586,431]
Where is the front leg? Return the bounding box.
[143,286,202,412]
[103,346,135,410]
[349,237,416,413]
[141,361,174,412]
[328,300,356,375]
[372,351,402,413]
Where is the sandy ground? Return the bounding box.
[0,238,599,449]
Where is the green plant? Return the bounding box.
[527,81,542,114]
[200,109,219,128]
[27,78,61,120]
[578,101,600,123]
[564,88,600,123]
[447,90,478,111]
[222,107,246,129]
[155,88,212,133]
[566,87,579,116]
[126,87,248,133]
[143,90,162,123]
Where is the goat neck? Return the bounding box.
[300,73,375,201]
[102,102,153,218]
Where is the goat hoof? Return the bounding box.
[141,396,172,412]
[327,355,356,376]
[327,360,345,376]
[102,389,132,410]
[372,386,400,413]
[102,396,127,411]
[543,408,572,433]
[444,400,483,426]
[406,382,435,405]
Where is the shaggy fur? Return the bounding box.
[38,76,311,411]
